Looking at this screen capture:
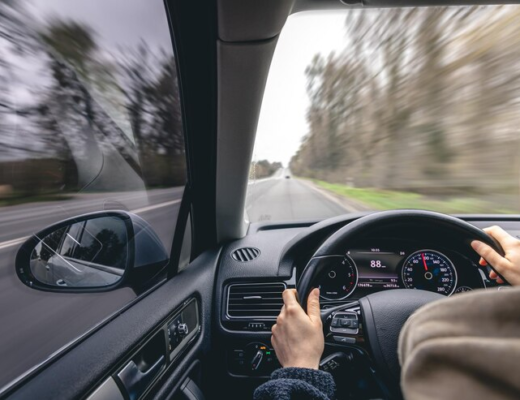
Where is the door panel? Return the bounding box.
[6,249,220,400]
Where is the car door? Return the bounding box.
[0,0,218,399]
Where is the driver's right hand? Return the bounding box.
[471,225,520,286]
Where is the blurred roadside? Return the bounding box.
[302,178,516,214]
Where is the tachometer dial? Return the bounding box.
[401,250,457,296]
[318,256,358,300]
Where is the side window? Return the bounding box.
[0,0,186,390]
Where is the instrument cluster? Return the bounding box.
[317,240,488,301]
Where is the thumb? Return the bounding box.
[307,288,321,324]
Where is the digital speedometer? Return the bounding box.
[401,250,457,295]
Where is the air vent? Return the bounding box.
[227,283,285,319]
[231,247,260,262]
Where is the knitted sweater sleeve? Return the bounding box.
[253,367,336,400]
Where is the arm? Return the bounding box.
[254,367,335,400]
[399,227,520,399]
[253,288,336,400]
[399,287,520,400]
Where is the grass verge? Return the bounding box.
[308,179,515,214]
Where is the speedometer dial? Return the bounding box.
[401,250,457,295]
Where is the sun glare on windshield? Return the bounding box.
[248,6,520,222]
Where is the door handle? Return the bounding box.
[117,355,165,400]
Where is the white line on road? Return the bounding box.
[0,199,182,250]
[297,179,362,213]
[0,237,29,250]
[131,199,181,214]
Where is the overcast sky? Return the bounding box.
[253,11,350,166]
[26,0,171,50]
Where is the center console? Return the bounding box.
[228,342,281,377]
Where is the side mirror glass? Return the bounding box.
[16,212,169,293]
[29,216,128,288]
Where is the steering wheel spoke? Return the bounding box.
[321,301,365,347]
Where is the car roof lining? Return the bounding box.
[217,0,519,43]
[294,0,519,12]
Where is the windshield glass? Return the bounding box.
[248,6,520,223]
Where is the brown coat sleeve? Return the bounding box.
[399,287,520,400]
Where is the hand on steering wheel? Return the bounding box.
[472,225,520,286]
[271,288,324,370]
[293,210,507,396]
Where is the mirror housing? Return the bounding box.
[15,211,169,294]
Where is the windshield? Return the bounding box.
[247,6,520,223]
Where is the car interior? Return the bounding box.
[2,0,520,399]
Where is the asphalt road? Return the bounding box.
[0,187,183,391]
[0,174,355,391]
[247,170,351,222]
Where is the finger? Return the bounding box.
[282,289,299,308]
[271,323,277,334]
[489,270,505,284]
[471,241,507,271]
[479,257,487,266]
[483,226,517,247]
[307,288,321,324]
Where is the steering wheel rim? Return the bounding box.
[296,210,506,393]
[297,210,505,310]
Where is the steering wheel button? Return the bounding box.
[340,319,351,327]
[331,319,340,327]
[333,336,356,344]
[331,327,358,334]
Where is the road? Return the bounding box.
[0,172,356,391]
[247,169,354,222]
[0,187,183,391]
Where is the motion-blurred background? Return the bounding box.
[250,6,520,219]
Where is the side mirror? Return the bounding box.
[15,211,169,293]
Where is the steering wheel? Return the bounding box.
[296,210,506,396]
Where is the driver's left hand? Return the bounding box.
[271,288,324,370]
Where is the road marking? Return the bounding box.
[247,167,286,185]
[297,179,362,213]
[0,199,181,250]
[0,237,29,250]
[131,199,181,214]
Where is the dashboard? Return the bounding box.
[215,214,517,394]
[317,239,487,301]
